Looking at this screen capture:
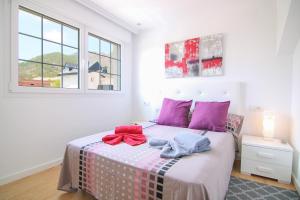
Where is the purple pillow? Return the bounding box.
[188,101,230,132]
[157,98,192,127]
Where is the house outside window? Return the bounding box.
[88,33,121,91]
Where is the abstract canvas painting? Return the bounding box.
[164,34,223,78]
[165,38,200,78]
[200,34,223,76]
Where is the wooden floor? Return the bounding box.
[0,160,296,200]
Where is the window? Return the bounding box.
[88,33,121,91]
[18,7,80,89]
[12,2,124,94]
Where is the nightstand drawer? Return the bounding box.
[241,159,292,183]
[241,145,292,166]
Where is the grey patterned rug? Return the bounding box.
[226,176,300,200]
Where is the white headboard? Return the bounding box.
[151,80,244,115]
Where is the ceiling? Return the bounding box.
[88,0,169,30]
[81,0,273,33]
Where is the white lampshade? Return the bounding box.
[262,111,275,138]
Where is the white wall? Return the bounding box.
[275,0,300,191]
[277,0,300,55]
[291,39,300,190]
[0,0,133,184]
[132,0,293,139]
[276,0,291,51]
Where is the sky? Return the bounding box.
[19,9,83,62]
[19,9,117,65]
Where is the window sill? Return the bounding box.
[85,89,124,95]
[9,84,84,94]
[8,83,124,95]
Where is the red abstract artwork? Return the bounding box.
[165,38,200,78]
[200,34,223,76]
[165,34,223,78]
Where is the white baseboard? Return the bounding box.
[292,173,300,195]
[0,157,62,186]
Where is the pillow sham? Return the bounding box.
[188,101,230,132]
[157,98,192,128]
[225,113,244,136]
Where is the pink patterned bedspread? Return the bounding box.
[58,125,235,200]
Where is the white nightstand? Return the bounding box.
[241,135,293,184]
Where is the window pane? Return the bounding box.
[117,61,121,75]
[111,59,117,74]
[88,53,99,68]
[88,35,99,54]
[111,75,120,91]
[63,46,79,89]
[18,61,42,87]
[43,17,61,43]
[43,64,62,88]
[100,56,110,74]
[88,52,99,90]
[43,40,62,65]
[111,59,120,75]
[111,43,118,59]
[19,34,41,62]
[118,45,121,60]
[88,71,100,90]
[63,66,78,89]
[63,26,78,48]
[19,9,41,37]
[100,39,110,56]
[63,46,78,66]
[99,74,111,90]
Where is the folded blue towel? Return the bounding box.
[174,132,211,154]
[149,133,211,158]
[148,138,168,149]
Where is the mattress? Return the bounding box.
[58,124,235,200]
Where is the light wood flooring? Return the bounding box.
[0,160,296,200]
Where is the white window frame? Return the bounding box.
[84,27,124,94]
[9,0,125,95]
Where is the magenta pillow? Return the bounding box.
[188,101,230,132]
[157,98,192,128]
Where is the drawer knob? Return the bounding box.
[257,152,274,159]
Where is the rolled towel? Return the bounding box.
[115,125,143,135]
[149,138,168,149]
[102,125,146,146]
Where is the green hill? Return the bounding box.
[19,52,78,80]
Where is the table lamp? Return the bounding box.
[262,111,275,139]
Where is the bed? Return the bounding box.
[58,124,236,200]
[58,81,244,200]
